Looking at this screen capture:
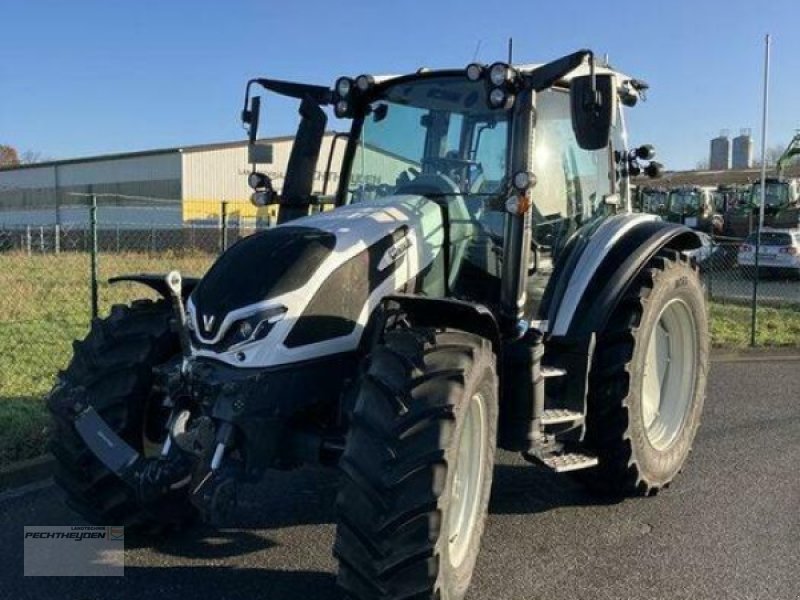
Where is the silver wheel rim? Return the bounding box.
[447,392,487,569]
[641,298,698,451]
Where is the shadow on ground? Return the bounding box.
[7,457,620,600]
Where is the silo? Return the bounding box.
[709,130,730,170]
[732,128,753,169]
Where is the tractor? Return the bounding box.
[664,185,722,234]
[48,50,709,600]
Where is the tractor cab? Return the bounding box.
[666,185,720,232]
[748,177,800,214]
[637,186,668,214]
[715,184,747,214]
[242,52,660,330]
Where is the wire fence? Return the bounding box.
[1,196,798,410]
[699,229,800,346]
[0,195,267,408]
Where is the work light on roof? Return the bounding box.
[466,63,484,82]
[488,87,514,110]
[488,62,515,87]
[355,74,374,93]
[334,99,350,118]
[335,77,353,99]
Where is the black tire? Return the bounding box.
[334,328,498,600]
[47,299,195,529]
[577,249,709,496]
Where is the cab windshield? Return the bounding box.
[641,190,666,213]
[750,182,790,208]
[348,77,509,203]
[668,190,702,215]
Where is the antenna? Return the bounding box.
[472,39,482,61]
[507,37,513,64]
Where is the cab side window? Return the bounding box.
[530,88,613,251]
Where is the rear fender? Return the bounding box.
[539,216,702,434]
[542,215,701,338]
[109,274,200,301]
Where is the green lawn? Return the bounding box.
[0,251,214,468]
[0,250,798,469]
[709,301,800,348]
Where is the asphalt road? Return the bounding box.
[1,359,798,600]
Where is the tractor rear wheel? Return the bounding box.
[335,327,498,600]
[577,249,709,496]
[47,299,195,529]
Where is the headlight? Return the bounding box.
[488,62,514,86]
[334,99,350,118]
[219,306,287,350]
[466,63,484,81]
[512,171,536,191]
[335,77,353,98]
[355,74,374,93]
[488,87,514,109]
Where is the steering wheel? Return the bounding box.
[394,172,462,197]
[425,156,484,194]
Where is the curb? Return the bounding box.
[0,454,54,493]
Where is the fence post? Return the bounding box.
[26,225,32,256]
[116,225,121,253]
[220,200,229,253]
[39,226,45,253]
[706,226,714,300]
[90,194,99,319]
[54,223,60,254]
[751,34,771,348]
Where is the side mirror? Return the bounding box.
[569,73,617,151]
[242,96,261,143]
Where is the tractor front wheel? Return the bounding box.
[47,300,195,529]
[335,327,498,600]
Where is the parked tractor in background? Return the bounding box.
[48,50,708,600]
[715,184,748,215]
[664,185,722,234]
[724,135,800,237]
[725,177,800,237]
[634,185,668,214]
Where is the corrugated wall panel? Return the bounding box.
[181,135,345,223]
[58,153,181,186]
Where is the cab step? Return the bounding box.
[541,408,584,426]
[541,366,566,379]
[541,451,598,473]
[522,448,598,473]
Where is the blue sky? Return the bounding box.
[2,0,798,169]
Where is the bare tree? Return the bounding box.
[19,150,47,164]
[753,143,786,167]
